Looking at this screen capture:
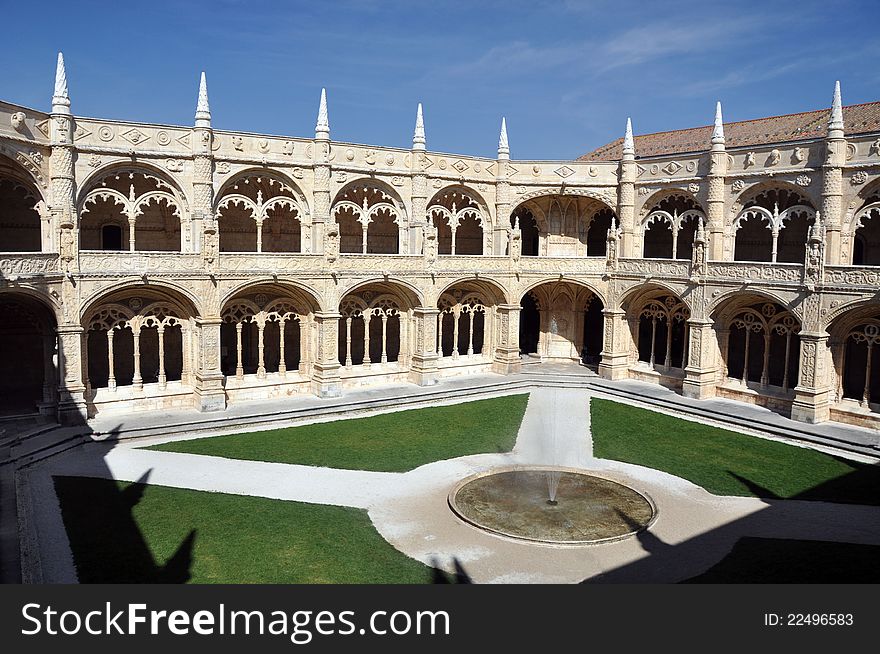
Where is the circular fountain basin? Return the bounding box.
[448,466,656,545]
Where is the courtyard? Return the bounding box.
[17,374,880,584]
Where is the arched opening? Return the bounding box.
[733,186,814,263]
[85,291,194,395]
[0,160,44,252]
[0,294,57,415]
[716,298,800,393]
[455,213,482,255]
[631,293,690,371]
[511,195,615,257]
[827,307,880,416]
[261,205,302,253]
[640,193,705,260]
[220,284,315,382]
[776,208,811,263]
[366,209,399,254]
[518,282,603,364]
[428,188,486,256]
[338,283,417,371]
[216,173,303,253]
[331,184,403,255]
[643,217,673,258]
[733,213,773,262]
[586,209,614,256]
[511,207,539,256]
[79,169,184,252]
[435,282,502,362]
[852,202,880,266]
[519,292,540,354]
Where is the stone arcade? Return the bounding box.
[1,54,879,429]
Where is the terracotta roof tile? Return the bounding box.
[578,102,880,161]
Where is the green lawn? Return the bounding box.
[147,394,530,472]
[590,398,880,504]
[54,476,432,584]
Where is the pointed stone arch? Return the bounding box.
[517,279,605,364]
[331,178,408,255]
[215,169,308,253]
[510,192,617,257]
[219,282,319,382]
[78,165,189,252]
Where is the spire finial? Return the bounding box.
[316,88,330,139]
[711,101,725,145]
[498,117,509,158]
[828,80,844,133]
[195,71,211,127]
[622,117,634,158]
[52,52,70,115]
[413,102,425,150]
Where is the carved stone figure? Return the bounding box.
[11,111,26,132]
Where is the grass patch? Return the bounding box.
[683,537,880,583]
[54,476,432,584]
[590,398,880,504]
[147,394,529,472]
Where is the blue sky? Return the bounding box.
[2,0,878,160]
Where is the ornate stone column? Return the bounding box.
[410,104,428,255]
[311,310,342,397]
[598,308,630,380]
[617,118,636,257]
[56,326,88,424]
[707,102,728,261]
[823,82,845,265]
[409,307,440,385]
[492,303,522,374]
[313,89,331,255]
[791,330,832,423]
[193,72,216,264]
[49,54,88,423]
[192,318,226,412]
[494,118,511,255]
[682,319,720,399]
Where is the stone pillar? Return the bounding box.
[410,105,428,255]
[598,309,630,380]
[192,318,226,412]
[311,311,342,397]
[494,118,511,255]
[682,319,719,399]
[193,72,215,262]
[823,82,845,265]
[56,326,88,424]
[707,120,728,260]
[409,307,440,385]
[616,118,636,257]
[791,331,832,424]
[492,304,522,374]
[313,89,331,255]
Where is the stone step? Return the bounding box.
[87,378,534,442]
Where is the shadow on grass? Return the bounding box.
[54,471,196,583]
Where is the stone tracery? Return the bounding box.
[79,168,186,252]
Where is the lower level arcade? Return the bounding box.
[0,281,877,430]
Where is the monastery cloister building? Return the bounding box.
[2,54,880,429]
